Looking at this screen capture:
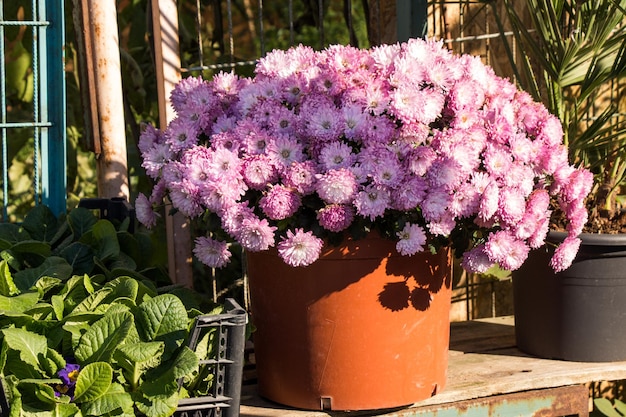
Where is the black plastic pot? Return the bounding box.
[513,231,626,362]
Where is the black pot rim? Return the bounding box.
[548,230,626,246]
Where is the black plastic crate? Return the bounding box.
[174,298,248,417]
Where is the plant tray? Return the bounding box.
[174,298,248,417]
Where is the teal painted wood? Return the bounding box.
[397,0,428,41]
[401,397,554,417]
[39,0,67,217]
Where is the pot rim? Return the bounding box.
[549,230,626,246]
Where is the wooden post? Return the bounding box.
[151,0,194,287]
[84,0,129,199]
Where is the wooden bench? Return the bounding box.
[240,316,626,416]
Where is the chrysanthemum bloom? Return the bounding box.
[461,245,492,274]
[354,184,390,220]
[319,141,356,171]
[550,236,581,272]
[485,230,530,270]
[283,160,318,195]
[135,193,159,229]
[238,217,277,252]
[260,185,302,220]
[243,154,278,190]
[193,236,232,268]
[316,168,358,205]
[317,204,355,232]
[396,223,427,256]
[278,229,324,267]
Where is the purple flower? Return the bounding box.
[238,217,277,252]
[135,193,159,229]
[193,236,232,268]
[550,237,581,272]
[317,204,355,232]
[55,363,80,399]
[278,229,324,267]
[260,185,301,220]
[316,169,358,205]
[396,223,427,256]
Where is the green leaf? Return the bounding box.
[595,398,625,417]
[0,291,40,313]
[135,294,189,356]
[51,402,81,417]
[59,242,95,276]
[11,240,52,258]
[22,205,59,243]
[51,294,65,320]
[13,256,73,292]
[615,399,626,416]
[116,341,164,364]
[1,328,47,369]
[80,382,134,416]
[167,345,198,380]
[134,389,179,417]
[0,260,20,296]
[67,207,98,241]
[73,361,113,403]
[71,287,113,313]
[102,276,139,304]
[0,223,30,243]
[74,309,133,364]
[87,220,120,262]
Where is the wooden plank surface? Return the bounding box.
[240,316,626,417]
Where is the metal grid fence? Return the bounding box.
[0,0,66,222]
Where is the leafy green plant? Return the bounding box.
[0,273,225,417]
[0,205,235,416]
[492,0,626,232]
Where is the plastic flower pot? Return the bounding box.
[246,234,452,411]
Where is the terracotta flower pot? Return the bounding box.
[246,234,452,411]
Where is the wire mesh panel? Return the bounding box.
[0,0,66,222]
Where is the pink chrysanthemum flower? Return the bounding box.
[319,141,356,171]
[390,176,427,211]
[354,184,390,220]
[142,143,173,179]
[316,168,358,205]
[278,229,324,267]
[283,160,318,195]
[243,154,277,190]
[461,245,493,273]
[221,203,256,239]
[485,230,530,270]
[550,237,581,272]
[317,204,355,232]
[260,185,301,220]
[135,193,159,229]
[165,117,199,154]
[138,123,165,154]
[396,223,427,256]
[193,236,232,268]
[267,135,304,169]
[238,217,277,252]
[170,76,205,111]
